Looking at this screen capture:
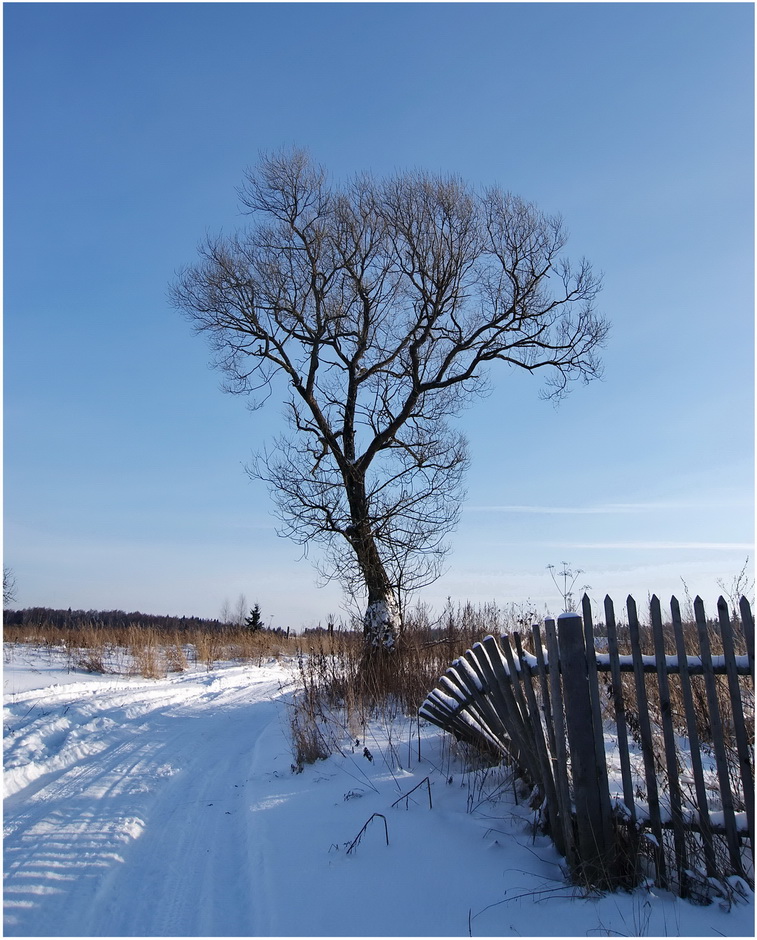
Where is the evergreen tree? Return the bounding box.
[244,604,263,632]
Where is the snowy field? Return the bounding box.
[3,643,754,937]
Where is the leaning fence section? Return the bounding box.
[419,594,754,899]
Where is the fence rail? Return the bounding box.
[420,593,754,897]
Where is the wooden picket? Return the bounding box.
[419,594,754,896]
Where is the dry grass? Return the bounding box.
[128,628,166,679]
[286,600,522,770]
[2,620,299,679]
[165,637,189,673]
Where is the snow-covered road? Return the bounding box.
[4,663,293,936]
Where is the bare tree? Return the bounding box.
[3,566,17,607]
[220,594,248,627]
[233,593,248,628]
[172,149,607,653]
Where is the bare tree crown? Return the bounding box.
[171,149,607,636]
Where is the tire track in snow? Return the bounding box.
[100,700,285,937]
[3,666,292,936]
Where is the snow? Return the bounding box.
[364,598,400,651]
[452,655,483,689]
[594,651,751,673]
[4,643,755,937]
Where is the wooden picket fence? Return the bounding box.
[420,594,754,898]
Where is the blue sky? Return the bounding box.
[4,1,754,628]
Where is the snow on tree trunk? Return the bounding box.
[363,592,401,653]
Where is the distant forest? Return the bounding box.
[4,607,235,633]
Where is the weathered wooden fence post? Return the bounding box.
[694,596,744,878]
[544,617,577,874]
[557,611,615,885]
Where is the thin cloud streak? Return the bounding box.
[543,542,753,551]
[464,501,748,515]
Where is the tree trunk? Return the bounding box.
[363,584,401,652]
[344,471,401,652]
[353,529,401,652]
